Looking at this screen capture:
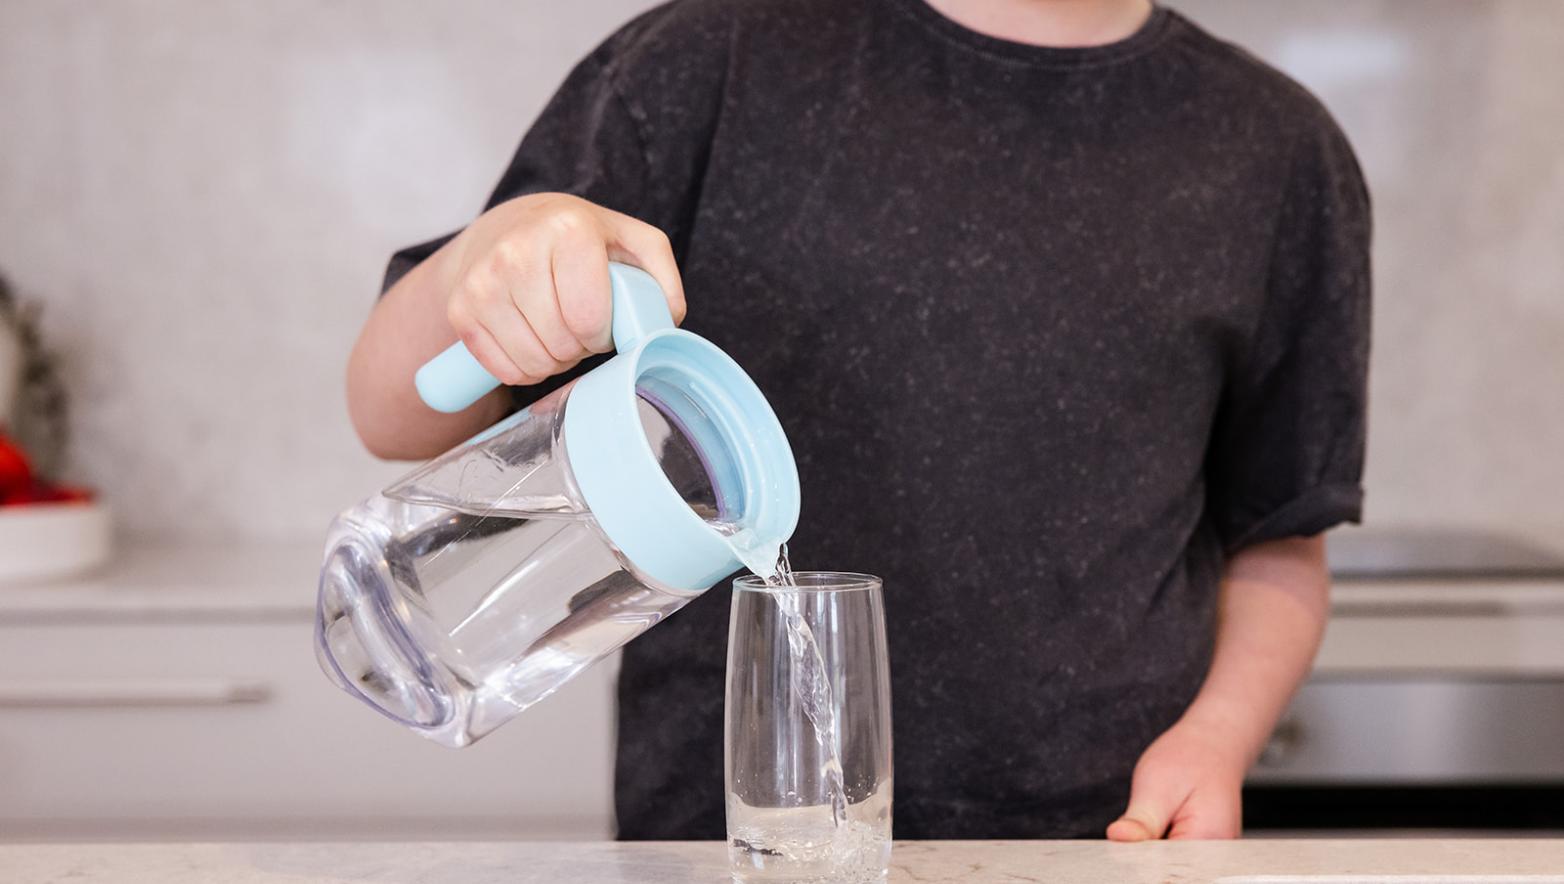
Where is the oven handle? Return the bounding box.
[1257,717,1305,767]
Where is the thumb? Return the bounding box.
[1106,775,1181,842]
[1166,785,1242,840]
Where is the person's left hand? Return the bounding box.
[1105,713,1250,841]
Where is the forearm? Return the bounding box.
[346,236,511,461]
[1108,535,1332,840]
[1180,535,1332,763]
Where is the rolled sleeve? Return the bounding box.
[1205,113,1373,553]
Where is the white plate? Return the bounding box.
[0,501,112,586]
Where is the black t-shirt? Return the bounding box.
[385,0,1371,839]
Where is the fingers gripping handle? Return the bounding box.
[414,263,675,413]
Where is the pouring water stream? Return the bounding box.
[764,544,849,829]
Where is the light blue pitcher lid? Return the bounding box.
[414,263,799,591]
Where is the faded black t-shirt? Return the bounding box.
[385,0,1370,839]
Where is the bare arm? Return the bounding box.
[1108,534,1331,840]
[347,193,684,461]
[347,234,508,460]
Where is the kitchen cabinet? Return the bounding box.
[10,543,1563,840]
[0,545,617,840]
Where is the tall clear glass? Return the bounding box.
[726,572,892,883]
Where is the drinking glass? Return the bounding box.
[725,572,892,883]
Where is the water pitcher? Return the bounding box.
[315,263,799,747]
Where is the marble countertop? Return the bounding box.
[5,839,1564,883]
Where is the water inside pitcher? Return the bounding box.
[315,376,770,747]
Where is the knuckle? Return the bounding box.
[446,297,479,333]
[459,274,501,308]
[474,285,505,309]
[546,204,597,240]
[636,222,670,248]
[488,240,527,276]
[509,192,547,215]
[531,192,573,212]
[549,192,589,213]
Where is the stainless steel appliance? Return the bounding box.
[1244,529,1564,831]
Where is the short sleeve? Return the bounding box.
[381,0,730,294]
[1205,113,1373,552]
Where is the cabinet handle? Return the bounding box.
[0,679,273,707]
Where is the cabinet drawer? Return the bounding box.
[0,619,616,838]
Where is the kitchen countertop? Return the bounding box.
[0,543,319,621]
[5,840,1564,883]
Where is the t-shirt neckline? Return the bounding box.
[884,0,1178,69]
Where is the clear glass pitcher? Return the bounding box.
[315,263,799,747]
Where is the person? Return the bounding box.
[346,0,1370,840]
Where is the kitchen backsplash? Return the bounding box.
[0,0,1559,547]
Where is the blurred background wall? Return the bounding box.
[0,0,1560,549]
[0,0,651,541]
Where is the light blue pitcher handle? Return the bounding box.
[415,263,676,413]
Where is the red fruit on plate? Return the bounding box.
[0,433,93,507]
[0,435,35,497]
[47,485,95,504]
[1,480,94,507]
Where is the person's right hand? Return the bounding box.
[443,193,686,387]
